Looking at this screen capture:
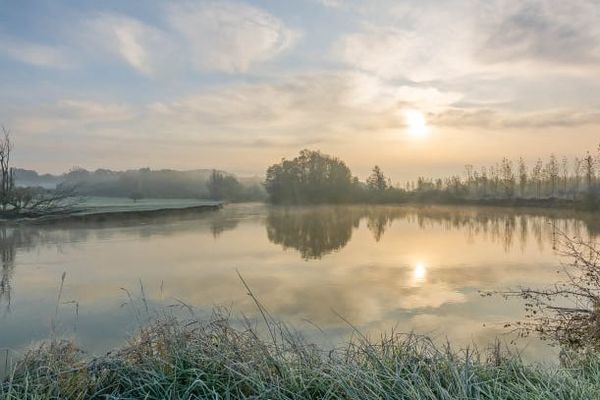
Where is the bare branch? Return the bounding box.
[495,228,600,350]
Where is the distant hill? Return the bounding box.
[13,167,266,201]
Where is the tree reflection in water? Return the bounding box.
[1,227,15,312]
[0,210,246,311]
[265,205,600,260]
[266,207,362,259]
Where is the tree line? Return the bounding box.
[406,150,600,209]
[265,148,600,209]
[61,167,265,203]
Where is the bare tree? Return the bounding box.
[500,157,515,198]
[0,127,15,211]
[546,154,559,197]
[479,166,488,197]
[496,232,600,350]
[573,157,583,198]
[366,166,389,192]
[0,127,78,218]
[532,159,543,199]
[584,151,595,192]
[518,157,527,198]
[561,156,569,197]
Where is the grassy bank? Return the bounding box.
[0,198,223,225]
[2,313,600,400]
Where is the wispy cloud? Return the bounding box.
[144,71,461,144]
[82,14,176,76]
[167,1,301,73]
[79,13,178,75]
[336,0,600,83]
[11,71,460,151]
[477,0,600,67]
[0,36,73,69]
[13,99,135,134]
[430,108,600,129]
[335,1,477,82]
[76,1,300,76]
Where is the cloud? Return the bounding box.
[166,1,300,73]
[0,36,73,69]
[144,71,461,144]
[83,14,178,76]
[13,99,135,135]
[430,108,600,129]
[336,0,600,83]
[77,1,300,76]
[336,1,478,82]
[342,73,462,111]
[11,71,460,150]
[477,0,600,67]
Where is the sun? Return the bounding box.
[404,109,428,138]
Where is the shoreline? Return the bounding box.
[0,203,223,226]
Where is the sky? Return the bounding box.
[1,0,600,181]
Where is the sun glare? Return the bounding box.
[404,109,428,138]
[413,261,427,284]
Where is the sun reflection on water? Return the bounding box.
[413,261,427,285]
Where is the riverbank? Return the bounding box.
[2,314,599,399]
[0,197,223,225]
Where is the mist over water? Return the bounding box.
[2,204,598,362]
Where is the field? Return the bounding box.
[73,196,222,215]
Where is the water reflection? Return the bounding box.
[266,207,361,259]
[1,228,15,311]
[265,205,599,260]
[1,204,600,363]
[0,208,248,312]
[413,261,427,286]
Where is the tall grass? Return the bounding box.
[2,309,600,400]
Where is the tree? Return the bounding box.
[583,151,598,209]
[208,169,242,201]
[0,126,77,217]
[489,165,499,197]
[546,154,559,197]
[479,167,488,197]
[561,156,569,196]
[518,158,528,198]
[498,233,600,350]
[532,159,543,199]
[500,157,515,198]
[464,164,474,196]
[573,157,582,197]
[0,127,14,211]
[366,165,389,192]
[264,150,354,204]
[584,151,595,191]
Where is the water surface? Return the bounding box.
[2,203,599,362]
